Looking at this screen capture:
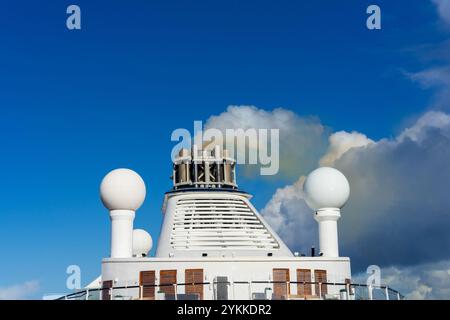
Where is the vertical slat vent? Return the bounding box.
[170,197,279,250]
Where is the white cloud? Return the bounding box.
[260,110,450,299]
[406,66,450,108]
[397,110,450,142]
[353,260,450,299]
[405,2,450,108]
[408,66,450,89]
[204,105,330,178]
[406,65,450,110]
[261,176,317,253]
[336,111,450,270]
[319,131,374,166]
[0,280,40,300]
[432,0,450,26]
[204,105,450,298]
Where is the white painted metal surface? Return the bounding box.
[303,167,350,257]
[132,229,153,257]
[156,192,293,258]
[101,256,351,300]
[86,151,362,300]
[303,167,350,210]
[109,210,135,258]
[100,168,146,258]
[315,209,341,257]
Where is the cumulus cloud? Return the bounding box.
[432,0,450,26]
[336,111,450,270]
[261,176,317,254]
[319,131,374,166]
[0,280,40,300]
[202,105,450,298]
[398,110,450,142]
[353,260,450,299]
[260,111,450,300]
[204,105,330,178]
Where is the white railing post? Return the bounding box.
[397,292,401,300]
[385,286,390,300]
[368,284,373,300]
[85,289,89,300]
[174,284,178,300]
[286,281,290,300]
[318,282,322,299]
[231,280,235,300]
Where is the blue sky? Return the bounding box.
[0,1,448,298]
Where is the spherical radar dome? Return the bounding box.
[303,167,350,210]
[100,168,146,211]
[132,229,153,257]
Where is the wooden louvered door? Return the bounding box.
[314,269,328,297]
[139,270,155,300]
[185,269,204,300]
[297,269,312,297]
[273,268,290,299]
[101,280,113,300]
[160,270,177,299]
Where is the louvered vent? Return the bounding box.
[170,197,280,250]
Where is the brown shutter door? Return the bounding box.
[297,269,312,296]
[185,269,204,300]
[160,270,177,298]
[273,268,290,299]
[314,269,328,297]
[139,270,155,299]
[101,280,113,300]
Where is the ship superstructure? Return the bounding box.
[60,147,403,300]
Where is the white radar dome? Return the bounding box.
[132,229,153,257]
[100,168,146,211]
[303,167,350,210]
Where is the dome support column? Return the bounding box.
[314,208,341,257]
[110,210,135,258]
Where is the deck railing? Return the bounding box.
[56,280,404,301]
